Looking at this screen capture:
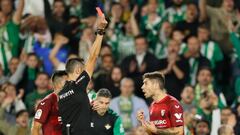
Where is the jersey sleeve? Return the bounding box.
[113,117,125,135]
[75,70,90,88]
[169,101,184,127]
[34,98,51,124]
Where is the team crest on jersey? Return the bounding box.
[161,110,165,117]
[105,124,111,130]
[35,109,42,119]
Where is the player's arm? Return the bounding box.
[31,121,42,135]
[113,117,125,135]
[85,9,108,77]
[32,99,51,134]
[12,0,24,24]
[49,34,69,69]
[155,126,183,135]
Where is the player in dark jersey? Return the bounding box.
[90,88,125,135]
[32,70,67,135]
[57,13,108,135]
[137,71,184,135]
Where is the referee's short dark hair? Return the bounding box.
[143,71,165,90]
[97,88,112,99]
[65,58,84,74]
[51,70,67,85]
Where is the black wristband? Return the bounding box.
[95,29,105,35]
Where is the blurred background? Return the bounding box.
[0,0,240,134]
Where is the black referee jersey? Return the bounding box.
[58,71,92,135]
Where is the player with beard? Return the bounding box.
[137,71,184,135]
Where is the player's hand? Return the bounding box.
[92,100,100,111]
[142,121,157,134]
[136,109,145,123]
[17,89,24,100]
[129,60,137,73]
[2,97,14,108]
[96,13,108,30]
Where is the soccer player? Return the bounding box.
[137,71,184,135]
[90,88,125,135]
[57,13,108,135]
[31,70,68,135]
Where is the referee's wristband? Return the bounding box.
[95,29,105,35]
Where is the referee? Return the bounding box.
[58,13,108,135]
[91,88,125,135]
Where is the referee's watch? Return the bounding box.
[95,29,105,35]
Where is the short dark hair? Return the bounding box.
[97,88,112,99]
[36,72,49,79]
[101,54,113,60]
[198,22,210,30]
[27,52,38,58]
[196,118,210,128]
[197,66,212,76]
[51,70,67,85]
[65,58,84,74]
[16,109,28,118]
[143,71,165,89]
[134,34,147,42]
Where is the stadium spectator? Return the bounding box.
[0,97,30,135]
[199,0,240,54]
[158,39,189,99]
[25,72,51,117]
[184,36,211,85]
[180,85,195,112]
[110,77,149,131]
[121,35,159,98]
[195,119,210,135]
[3,83,25,124]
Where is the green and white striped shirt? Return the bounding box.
[162,5,187,25]
[200,41,223,69]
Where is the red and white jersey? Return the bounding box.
[149,95,184,129]
[34,93,62,135]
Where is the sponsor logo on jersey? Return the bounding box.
[59,90,74,99]
[105,124,111,130]
[35,109,42,119]
[174,113,183,122]
[153,120,167,125]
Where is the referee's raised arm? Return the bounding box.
[85,12,108,77]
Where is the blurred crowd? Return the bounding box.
[0,0,240,134]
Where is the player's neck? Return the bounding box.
[54,89,60,95]
[121,93,132,98]
[152,91,167,102]
[67,74,77,81]
[37,88,47,94]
